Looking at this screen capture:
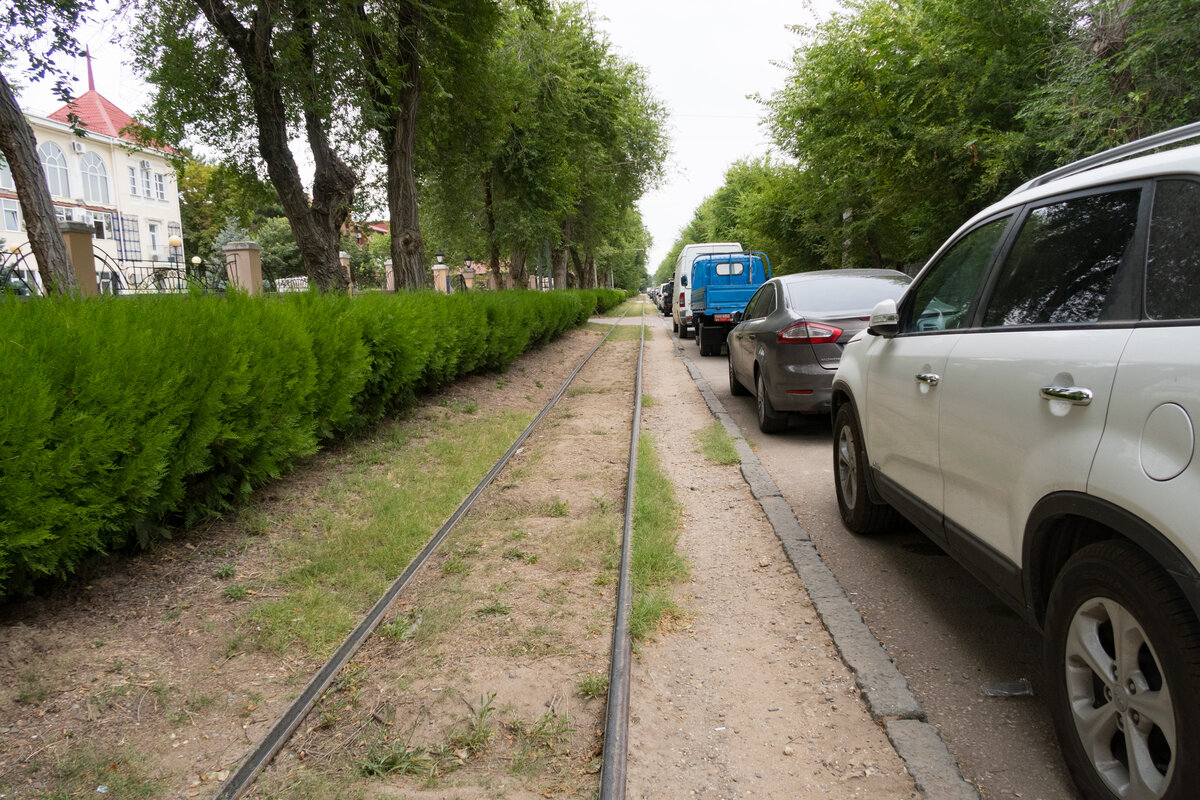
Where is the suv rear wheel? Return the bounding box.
[832,404,897,533]
[1044,540,1200,800]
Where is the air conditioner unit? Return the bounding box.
[72,141,85,153]
[139,160,152,170]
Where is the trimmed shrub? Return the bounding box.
[0,288,613,598]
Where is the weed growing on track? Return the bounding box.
[630,434,688,641]
[23,746,164,799]
[577,672,609,699]
[696,421,740,466]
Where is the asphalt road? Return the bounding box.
[669,318,1081,800]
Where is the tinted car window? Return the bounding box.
[746,284,775,318]
[983,189,1140,327]
[1146,179,1200,320]
[903,216,1009,333]
[785,274,910,313]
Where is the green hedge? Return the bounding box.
[0,287,626,598]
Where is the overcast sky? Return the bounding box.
[19,1,841,274]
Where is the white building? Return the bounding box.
[0,70,184,275]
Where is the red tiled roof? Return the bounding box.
[47,90,165,152]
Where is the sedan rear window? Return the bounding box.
[785,275,910,313]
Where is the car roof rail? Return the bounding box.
[1009,120,1200,195]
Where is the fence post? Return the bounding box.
[58,221,99,297]
[384,259,395,291]
[462,267,476,291]
[223,241,263,295]
[432,264,449,294]
[339,251,352,294]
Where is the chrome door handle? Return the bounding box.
[915,372,941,386]
[1040,385,1093,406]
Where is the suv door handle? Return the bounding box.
[915,372,940,386]
[1040,385,1093,406]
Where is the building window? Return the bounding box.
[154,173,166,201]
[53,205,73,222]
[118,213,140,260]
[80,152,110,204]
[0,157,13,191]
[80,209,113,240]
[148,221,161,257]
[142,169,152,197]
[128,166,138,196]
[38,142,70,198]
[1,198,20,232]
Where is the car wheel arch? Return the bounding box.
[829,388,889,506]
[1023,492,1200,629]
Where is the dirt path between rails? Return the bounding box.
[0,306,917,800]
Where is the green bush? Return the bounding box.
[0,288,611,598]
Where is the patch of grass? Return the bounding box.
[641,394,656,407]
[14,671,49,705]
[442,554,469,575]
[543,498,569,518]
[213,563,237,580]
[631,434,688,641]
[506,530,528,541]
[222,584,250,602]
[360,741,438,778]
[502,548,538,564]
[476,599,512,617]
[577,672,609,700]
[26,745,164,799]
[448,693,497,755]
[509,711,574,776]
[695,421,740,466]
[242,411,531,657]
[378,612,421,643]
[566,385,610,398]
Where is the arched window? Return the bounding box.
[80,152,110,204]
[38,142,70,198]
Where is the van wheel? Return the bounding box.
[672,318,678,333]
[755,370,788,433]
[1045,540,1200,800]
[832,405,897,533]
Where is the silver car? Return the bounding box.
[727,269,911,432]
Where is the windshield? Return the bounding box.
[784,274,910,313]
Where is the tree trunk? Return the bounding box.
[201,0,352,292]
[569,245,587,289]
[0,71,75,295]
[484,169,502,288]
[510,246,528,289]
[385,3,425,290]
[553,217,572,289]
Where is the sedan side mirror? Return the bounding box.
[732,311,742,323]
[867,299,899,338]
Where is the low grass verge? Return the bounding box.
[695,420,740,466]
[236,408,533,659]
[630,434,688,641]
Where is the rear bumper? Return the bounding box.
[768,362,836,414]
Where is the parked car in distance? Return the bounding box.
[659,280,674,316]
[690,251,771,356]
[728,269,910,433]
[673,242,741,338]
[831,122,1200,800]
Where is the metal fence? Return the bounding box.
[0,244,304,297]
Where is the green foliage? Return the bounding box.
[0,288,619,598]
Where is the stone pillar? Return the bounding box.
[339,251,352,294]
[58,221,99,297]
[384,259,395,292]
[462,268,476,291]
[223,241,263,295]
[432,264,449,294]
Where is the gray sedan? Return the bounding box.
[727,269,911,433]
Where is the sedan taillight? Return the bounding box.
[777,321,843,345]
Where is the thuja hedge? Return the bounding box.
[0,287,626,598]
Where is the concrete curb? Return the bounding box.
[672,333,980,800]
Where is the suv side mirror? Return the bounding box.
[868,299,899,338]
[680,274,688,288]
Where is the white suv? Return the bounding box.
[832,123,1200,800]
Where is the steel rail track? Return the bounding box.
[599,300,644,800]
[215,306,645,800]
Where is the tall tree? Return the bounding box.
[0,0,95,294]
[133,0,355,290]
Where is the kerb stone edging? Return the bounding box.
[673,335,980,800]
